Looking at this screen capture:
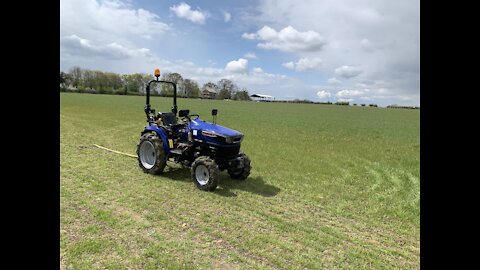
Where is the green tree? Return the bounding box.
[82,69,95,89]
[233,88,252,101]
[69,66,82,88]
[121,73,150,94]
[93,70,106,90]
[216,78,237,99]
[184,79,200,98]
[104,72,122,90]
[60,71,66,85]
[160,72,184,96]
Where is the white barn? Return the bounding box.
[250,94,274,102]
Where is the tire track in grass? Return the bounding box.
[330,155,419,227]
[105,155,320,268]
[210,162,420,268]
[96,162,412,268]
[232,197,418,269]
[164,176,416,268]
[119,165,414,268]
[104,168,316,268]
[62,145,418,269]
[350,155,419,227]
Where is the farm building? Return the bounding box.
[201,85,217,99]
[250,94,274,102]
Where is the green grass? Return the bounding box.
[60,93,420,269]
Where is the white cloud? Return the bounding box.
[317,90,331,99]
[194,66,223,77]
[170,2,208,24]
[327,77,342,84]
[223,11,231,22]
[61,35,151,59]
[175,60,296,93]
[336,89,365,98]
[281,62,295,69]
[251,0,419,106]
[244,52,257,59]
[60,0,169,43]
[225,58,249,73]
[242,25,327,52]
[334,65,363,78]
[60,0,169,71]
[241,33,257,40]
[282,57,323,71]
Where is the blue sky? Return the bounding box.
[60,0,420,106]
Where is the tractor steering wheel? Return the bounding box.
[190,114,200,120]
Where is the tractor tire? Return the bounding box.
[228,153,251,180]
[137,132,167,175]
[191,156,220,191]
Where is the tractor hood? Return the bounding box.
[189,119,242,137]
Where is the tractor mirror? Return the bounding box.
[212,109,218,116]
[179,109,190,117]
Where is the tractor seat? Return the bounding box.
[159,112,178,126]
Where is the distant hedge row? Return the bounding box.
[60,87,144,96]
[386,105,420,109]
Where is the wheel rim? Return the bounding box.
[195,165,209,185]
[139,141,156,169]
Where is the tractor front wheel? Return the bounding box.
[137,132,167,174]
[228,153,251,180]
[191,156,220,191]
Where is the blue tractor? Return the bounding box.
[137,69,251,191]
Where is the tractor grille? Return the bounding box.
[214,145,240,159]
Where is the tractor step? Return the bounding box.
[169,148,184,155]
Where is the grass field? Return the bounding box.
[60,93,420,269]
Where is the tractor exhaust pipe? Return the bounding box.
[172,83,177,116]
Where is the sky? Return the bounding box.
[60,0,420,106]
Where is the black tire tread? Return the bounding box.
[228,153,251,180]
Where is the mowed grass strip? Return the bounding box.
[60,93,419,269]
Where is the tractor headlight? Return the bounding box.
[225,135,243,143]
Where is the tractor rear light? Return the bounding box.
[154,68,160,77]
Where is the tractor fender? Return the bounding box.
[142,126,171,154]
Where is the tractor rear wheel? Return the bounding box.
[228,153,251,180]
[191,156,220,191]
[137,132,166,174]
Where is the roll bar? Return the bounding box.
[144,77,177,121]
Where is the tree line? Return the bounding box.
[60,66,251,100]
